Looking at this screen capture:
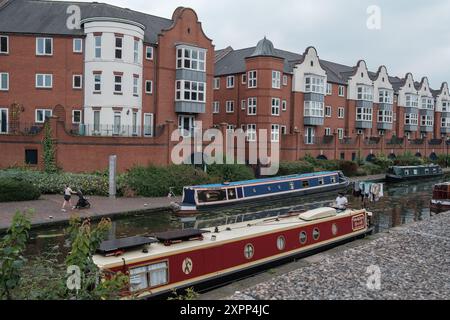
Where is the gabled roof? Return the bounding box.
[0,0,173,44]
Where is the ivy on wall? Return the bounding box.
[42,122,58,173]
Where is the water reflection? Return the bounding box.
[24,175,448,259]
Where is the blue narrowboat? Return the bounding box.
[177,171,349,214]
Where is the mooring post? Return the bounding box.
[109,155,117,199]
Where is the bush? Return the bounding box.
[394,152,423,166]
[336,160,359,177]
[436,154,450,167]
[373,154,394,170]
[0,170,111,196]
[206,163,255,182]
[277,161,315,176]
[360,162,385,175]
[124,165,211,197]
[0,178,41,202]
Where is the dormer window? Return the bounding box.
[357,85,373,101]
[379,89,393,104]
[305,75,324,94]
[405,94,419,108]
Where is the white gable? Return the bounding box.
[373,66,393,102]
[292,47,327,92]
[397,73,419,107]
[347,60,374,100]
[418,77,433,98]
[436,82,450,112]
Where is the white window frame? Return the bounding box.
[113,112,122,135]
[248,70,257,88]
[0,35,8,54]
[36,37,53,56]
[326,83,332,95]
[241,99,246,110]
[247,97,257,115]
[212,101,220,114]
[338,85,345,97]
[242,74,247,84]
[175,80,206,103]
[226,75,235,89]
[0,108,8,134]
[420,97,434,110]
[72,74,82,89]
[73,38,83,53]
[226,100,234,113]
[405,94,419,108]
[94,35,102,58]
[178,115,195,137]
[213,78,220,90]
[226,125,235,133]
[145,46,153,60]
[305,127,315,145]
[325,127,332,136]
[133,76,139,96]
[176,46,206,72]
[35,74,52,88]
[272,71,281,89]
[357,85,373,101]
[421,115,433,127]
[72,110,82,124]
[304,101,324,117]
[281,125,287,135]
[35,109,52,123]
[115,36,123,60]
[442,101,450,112]
[133,39,139,63]
[325,106,332,117]
[114,75,122,93]
[282,100,287,111]
[379,89,393,104]
[338,107,345,119]
[145,80,153,94]
[144,113,154,137]
[441,117,450,128]
[247,124,256,142]
[272,98,280,116]
[271,124,280,142]
[377,110,393,123]
[304,75,325,94]
[405,113,418,125]
[337,128,344,140]
[356,107,373,121]
[282,75,288,86]
[0,72,8,91]
[93,110,101,133]
[93,74,101,92]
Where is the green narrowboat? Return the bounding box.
[386,164,443,182]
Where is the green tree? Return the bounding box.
[0,210,33,300]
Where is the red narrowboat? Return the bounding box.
[93,207,373,299]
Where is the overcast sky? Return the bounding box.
[62,0,450,88]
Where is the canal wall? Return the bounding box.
[200,211,450,300]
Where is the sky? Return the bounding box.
[58,0,450,89]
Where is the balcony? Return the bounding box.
[71,124,162,137]
[364,137,381,145]
[377,122,393,130]
[428,139,442,146]
[303,135,334,146]
[410,138,424,145]
[420,125,433,133]
[1,122,44,135]
[386,136,404,145]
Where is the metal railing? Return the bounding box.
[0,122,44,135]
[70,124,155,138]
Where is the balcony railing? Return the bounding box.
[410,138,424,145]
[70,124,155,138]
[0,122,44,135]
[386,137,404,145]
[364,137,381,145]
[303,136,334,146]
[428,139,443,146]
[339,137,357,145]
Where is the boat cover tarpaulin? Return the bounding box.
[152,229,210,242]
[98,236,157,254]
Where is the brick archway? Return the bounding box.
[53,104,66,122]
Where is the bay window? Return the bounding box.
[175,80,205,102]
[356,107,373,121]
[379,89,393,104]
[305,75,325,94]
[176,47,206,72]
[357,85,373,101]
[378,110,393,123]
[405,113,418,125]
[405,94,419,108]
[442,101,450,112]
[420,97,434,110]
[304,101,324,117]
[441,117,450,128]
[421,115,433,126]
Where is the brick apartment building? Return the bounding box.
[0,0,449,172]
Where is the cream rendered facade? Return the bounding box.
[82,18,145,136]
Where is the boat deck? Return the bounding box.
[93,208,363,269]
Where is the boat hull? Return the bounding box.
[430,200,450,213]
[386,173,443,182]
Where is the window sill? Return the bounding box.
[35,54,53,57]
[73,51,83,54]
[72,87,83,90]
[35,87,53,90]
[0,52,9,55]
[145,92,153,95]
[114,92,123,95]
[93,91,101,95]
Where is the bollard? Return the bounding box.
[109,155,117,199]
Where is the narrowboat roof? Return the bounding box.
[390,164,440,169]
[186,171,340,190]
[93,207,366,269]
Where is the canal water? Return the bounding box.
[24,175,448,259]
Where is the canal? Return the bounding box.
[23,175,448,259]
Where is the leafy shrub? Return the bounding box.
[125,165,211,197]
[436,154,450,167]
[0,178,41,202]
[277,161,315,176]
[394,152,423,166]
[206,163,255,182]
[373,154,394,170]
[336,160,359,177]
[360,162,385,175]
[0,170,110,196]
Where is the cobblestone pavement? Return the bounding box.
[0,194,181,231]
[227,212,450,300]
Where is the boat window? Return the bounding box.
[268,186,271,191]
[332,223,338,236]
[253,188,257,193]
[129,261,168,292]
[331,176,336,183]
[413,170,418,175]
[289,182,295,190]
[302,181,309,188]
[227,188,237,200]
[278,185,282,190]
[425,169,429,174]
[318,178,324,185]
[197,190,227,203]
[433,168,437,173]
[404,170,409,176]
[313,228,320,241]
[244,244,254,260]
[276,236,285,251]
[299,231,307,244]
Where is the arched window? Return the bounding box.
[277,236,285,251]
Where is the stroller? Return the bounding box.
[74,190,91,209]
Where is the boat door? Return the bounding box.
[227,188,237,201]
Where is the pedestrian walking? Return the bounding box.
[62,185,76,212]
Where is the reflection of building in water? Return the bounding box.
[392,205,401,227]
